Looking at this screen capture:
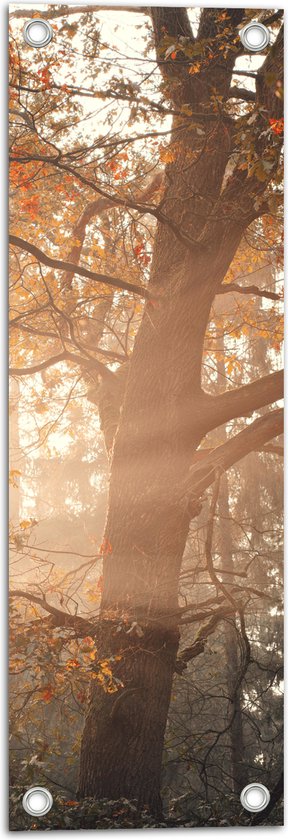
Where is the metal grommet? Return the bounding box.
[23,19,53,48]
[22,787,53,816]
[240,783,270,813]
[239,22,270,52]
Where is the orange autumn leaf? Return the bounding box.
[188,63,201,75]
[269,118,284,135]
[40,686,53,702]
[66,658,80,669]
[81,636,95,646]
[20,195,39,219]
[133,242,144,256]
[19,519,34,530]
[38,68,52,88]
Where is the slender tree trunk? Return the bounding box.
[215,337,246,795]
[9,378,22,527]
[218,475,246,795]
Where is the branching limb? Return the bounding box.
[9,589,95,635]
[9,234,153,300]
[175,605,236,674]
[185,408,283,501]
[10,5,145,19]
[10,156,202,251]
[206,370,283,432]
[9,349,116,385]
[62,173,163,290]
[228,87,255,103]
[217,282,281,302]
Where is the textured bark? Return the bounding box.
[78,242,283,812]
[78,622,179,815]
[78,214,217,815]
[78,9,284,812]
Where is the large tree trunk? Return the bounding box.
[78,72,226,808]
[77,235,245,810]
[78,621,179,814]
[77,249,208,811]
[78,8,283,813]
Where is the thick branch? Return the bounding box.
[9,349,115,384]
[256,24,284,119]
[228,87,255,103]
[10,156,202,251]
[207,369,283,431]
[185,409,283,500]
[151,6,194,59]
[262,11,284,26]
[9,589,94,634]
[10,5,145,19]
[151,7,244,106]
[175,605,235,673]
[210,24,283,240]
[9,234,152,299]
[217,281,280,302]
[62,173,163,289]
[198,8,244,40]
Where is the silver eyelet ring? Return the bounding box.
[22,787,53,816]
[23,19,53,48]
[240,783,270,813]
[239,22,270,52]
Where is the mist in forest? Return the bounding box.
[9,4,283,829]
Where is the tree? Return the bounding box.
[9,5,283,821]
